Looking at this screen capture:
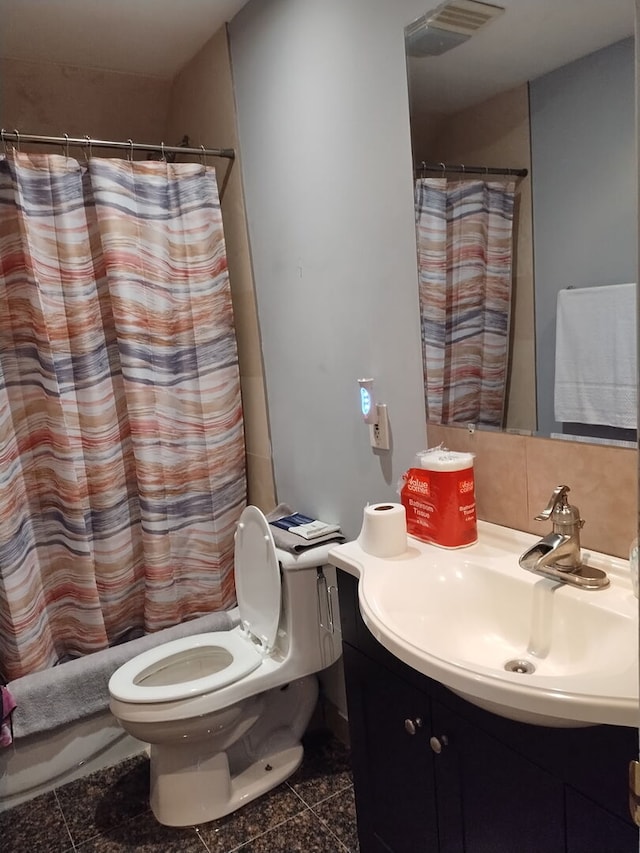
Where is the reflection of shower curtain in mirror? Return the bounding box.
[0,152,246,681]
[415,178,515,427]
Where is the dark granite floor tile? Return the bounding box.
[235,808,348,852]
[55,753,150,846]
[312,787,359,853]
[1,732,355,853]
[73,809,208,852]
[197,782,308,852]
[0,790,73,852]
[287,729,352,807]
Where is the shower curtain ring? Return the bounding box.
[13,129,20,152]
[84,135,93,161]
[440,162,446,177]
[460,164,465,174]
[127,139,134,161]
[1,129,7,155]
[161,141,165,162]
[63,133,70,158]
[200,145,207,170]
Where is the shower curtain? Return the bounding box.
[414,177,516,427]
[0,152,246,681]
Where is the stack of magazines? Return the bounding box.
[268,508,345,553]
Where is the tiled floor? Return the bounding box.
[0,730,359,852]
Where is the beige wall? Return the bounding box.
[0,58,170,154]
[428,424,636,560]
[165,27,276,512]
[412,84,537,433]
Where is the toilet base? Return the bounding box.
[146,675,319,826]
[149,742,303,826]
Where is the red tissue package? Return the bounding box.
[400,448,477,548]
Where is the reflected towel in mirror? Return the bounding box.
[554,283,637,428]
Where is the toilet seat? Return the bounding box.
[108,506,283,705]
[109,629,263,703]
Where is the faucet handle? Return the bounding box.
[535,485,570,521]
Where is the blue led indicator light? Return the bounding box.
[360,387,372,417]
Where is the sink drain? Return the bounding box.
[504,658,536,675]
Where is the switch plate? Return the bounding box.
[369,404,390,450]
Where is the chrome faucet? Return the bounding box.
[518,485,609,590]
[534,484,584,570]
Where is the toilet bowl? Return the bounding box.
[108,506,342,826]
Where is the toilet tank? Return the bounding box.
[277,545,342,675]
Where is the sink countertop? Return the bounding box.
[329,521,638,728]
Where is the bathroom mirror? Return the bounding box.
[405,0,636,444]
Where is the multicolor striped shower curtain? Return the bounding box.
[0,152,246,680]
[414,178,515,427]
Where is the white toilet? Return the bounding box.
[108,506,342,827]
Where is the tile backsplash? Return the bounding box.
[427,424,637,560]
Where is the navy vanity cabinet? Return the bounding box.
[338,562,438,851]
[430,698,565,853]
[336,569,637,853]
[343,644,439,852]
[565,789,638,853]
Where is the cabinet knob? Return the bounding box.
[404,718,423,735]
[429,735,449,753]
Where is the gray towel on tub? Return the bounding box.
[8,608,239,740]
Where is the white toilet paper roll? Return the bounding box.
[357,502,407,558]
[415,448,474,472]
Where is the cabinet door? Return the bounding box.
[432,700,565,853]
[566,788,638,853]
[343,644,439,853]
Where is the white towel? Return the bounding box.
[554,283,637,429]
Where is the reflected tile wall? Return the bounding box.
[427,425,636,559]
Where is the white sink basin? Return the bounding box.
[330,521,638,727]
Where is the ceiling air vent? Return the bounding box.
[405,0,505,58]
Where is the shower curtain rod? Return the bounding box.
[0,129,235,160]
[416,161,528,178]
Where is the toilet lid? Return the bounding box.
[234,506,281,651]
